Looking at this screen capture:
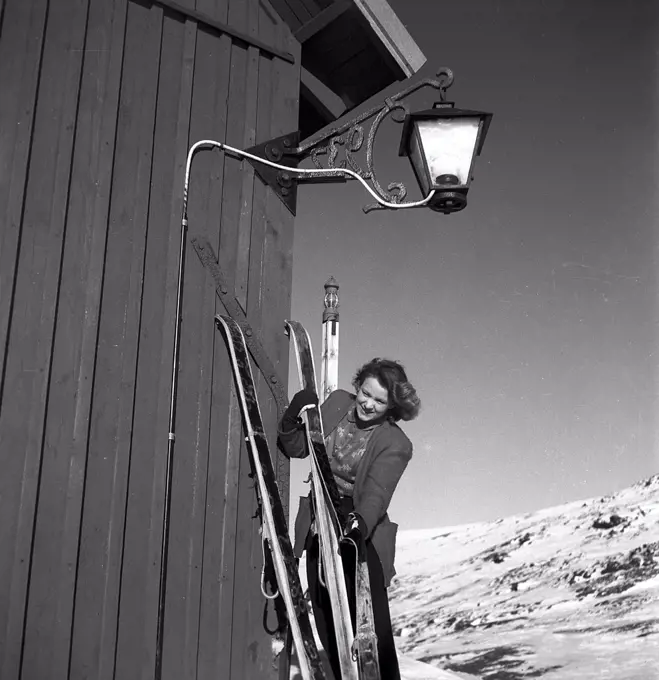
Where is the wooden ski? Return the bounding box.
[216,315,326,680]
[342,535,381,679]
[285,320,359,680]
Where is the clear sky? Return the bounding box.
[286,0,659,531]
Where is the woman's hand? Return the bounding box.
[342,512,368,561]
[280,389,319,432]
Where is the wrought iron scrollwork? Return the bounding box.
[310,125,369,179]
[295,68,455,213]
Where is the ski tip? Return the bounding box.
[215,315,245,341]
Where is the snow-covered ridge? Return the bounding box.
[390,475,659,679]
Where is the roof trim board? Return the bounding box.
[350,0,425,77]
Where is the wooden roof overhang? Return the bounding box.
[267,0,427,137]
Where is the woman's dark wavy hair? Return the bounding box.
[352,358,420,422]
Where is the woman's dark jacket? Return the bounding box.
[277,389,413,587]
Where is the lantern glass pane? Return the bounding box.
[408,126,431,195]
[417,117,481,186]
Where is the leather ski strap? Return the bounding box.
[191,235,288,419]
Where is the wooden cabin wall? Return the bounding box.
[0,0,300,678]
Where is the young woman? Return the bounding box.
[278,358,420,680]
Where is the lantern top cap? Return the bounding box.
[398,102,493,157]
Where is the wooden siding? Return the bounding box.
[0,0,300,678]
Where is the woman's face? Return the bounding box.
[355,376,389,423]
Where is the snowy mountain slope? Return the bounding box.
[390,475,659,680]
[397,653,478,679]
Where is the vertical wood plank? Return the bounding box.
[233,42,259,313]
[271,25,301,680]
[0,0,49,674]
[233,0,261,314]
[249,10,301,679]
[0,0,47,393]
[85,4,163,680]
[1,1,90,678]
[256,0,299,518]
[267,0,301,540]
[221,0,273,676]
[115,11,197,680]
[159,0,234,677]
[189,10,244,678]
[246,47,282,679]
[202,6,254,679]
[187,7,240,679]
[126,12,203,680]
[66,2,167,678]
[264,0,301,388]
[257,0,298,542]
[120,14,196,680]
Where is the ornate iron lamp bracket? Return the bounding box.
[245,67,455,215]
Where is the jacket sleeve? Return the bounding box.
[277,389,352,459]
[276,422,309,459]
[354,437,412,538]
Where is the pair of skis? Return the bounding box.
[216,316,325,680]
[216,315,379,680]
[286,321,358,680]
[285,320,381,680]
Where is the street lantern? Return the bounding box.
[183,68,493,216]
[398,102,492,214]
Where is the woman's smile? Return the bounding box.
[355,376,389,422]
[357,402,373,418]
